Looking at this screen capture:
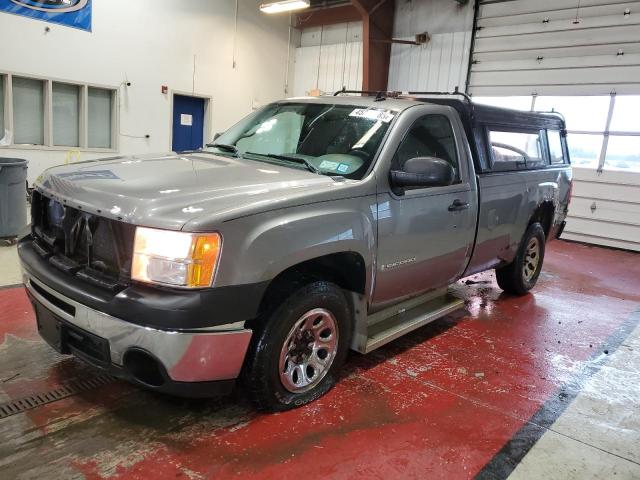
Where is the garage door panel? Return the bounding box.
[478,14,640,38]
[569,197,640,226]
[561,231,640,251]
[474,25,640,53]
[473,54,640,72]
[470,65,640,87]
[479,3,639,28]
[470,84,640,96]
[474,43,640,63]
[479,0,627,19]
[573,167,640,186]
[564,217,640,244]
[572,181,640,204]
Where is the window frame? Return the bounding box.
[0,70,118,153]
[391,113,463,186]
[545,129,568,165]
[485,126,548,172]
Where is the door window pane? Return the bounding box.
[0,76,4,140]
[13,77,44,145]
[473,96,532,111]
[394,115,460,182]
[489,130,543,170]
[53,83,80,147]
[536,96,610,132]
[567,133,602,168]
[547,130,565,164]
[604,136,640,172]
[609,96,640,132]
[88,88,113,148]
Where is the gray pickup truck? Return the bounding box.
[19,92,572,411]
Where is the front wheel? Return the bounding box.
[496,222,546,295]
[241,281,352,411]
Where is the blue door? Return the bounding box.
[172,95,205,152]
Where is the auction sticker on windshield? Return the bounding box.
[349,108,395,123]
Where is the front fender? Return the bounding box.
[214,195,378,294]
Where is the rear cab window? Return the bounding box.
[547,129,566,165]
[488,129,546,171]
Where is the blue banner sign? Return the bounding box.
[0,0,92,32]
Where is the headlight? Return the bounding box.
[131,227,222,288]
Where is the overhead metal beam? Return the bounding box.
[351,0,395,91]
[295,4,361,28]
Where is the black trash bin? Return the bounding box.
[0,158,28,241]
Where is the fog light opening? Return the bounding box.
[123,349,165,387]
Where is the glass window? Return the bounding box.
[603,136,640,172]
[473,96,532,111]
[236,111,303,155]
[609,96,640,132]
[536,96,610,132]
[13,77,44,145]
[394,115,460,182]
[0,76,4,140]
[210,102,395,179]
[88,87,113,148]
[567,133,602,168]
[547,130,565,164]
[489,130,543,170]
[53,83,80,147]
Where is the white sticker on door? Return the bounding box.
[180,114,193,126]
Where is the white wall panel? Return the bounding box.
[293,41,362,97]
[0,0,296,183]
[388,0,474,93]
[388,31,472,92]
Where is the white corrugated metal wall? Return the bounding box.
[388,31,472,92]
[388,0,474,92]
[468,0,640,252]
[292,22,363,97]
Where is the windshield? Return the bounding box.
[206,102,396,179]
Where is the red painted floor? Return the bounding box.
[0,240,639,479]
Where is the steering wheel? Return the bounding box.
[491,142,531,162]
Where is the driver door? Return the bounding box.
[372,109,478,309]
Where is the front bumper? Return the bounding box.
[23,271,253,397]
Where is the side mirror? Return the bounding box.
[213,132,222,141]
[390,157,455,191]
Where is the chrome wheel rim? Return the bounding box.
[523,237,540,281]
[278,308,339,393]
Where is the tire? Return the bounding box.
[496,222,546,295]
[241,281,352,412]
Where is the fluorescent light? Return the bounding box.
[260,0,310,14]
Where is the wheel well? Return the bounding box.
[530,201,554,239]
[255,252,366,321]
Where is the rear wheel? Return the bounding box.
[241,281,352,411]
[496,222,546,295]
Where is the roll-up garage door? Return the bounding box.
[468,0,640,96]
[467,0,640,252]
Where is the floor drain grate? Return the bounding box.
[0,373,115,420]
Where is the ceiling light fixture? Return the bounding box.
[260,0,310,14]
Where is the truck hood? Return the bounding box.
[35,153,345,230]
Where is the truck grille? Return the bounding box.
[30,191,135,291]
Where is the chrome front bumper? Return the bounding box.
[23,272,253,384]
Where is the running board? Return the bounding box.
[361,294,464,354]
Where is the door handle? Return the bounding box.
[448,199,470,212]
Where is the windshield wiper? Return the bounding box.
[206,143,239,155]
[245,152,321,174]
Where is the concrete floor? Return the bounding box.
[0,240,638,479]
